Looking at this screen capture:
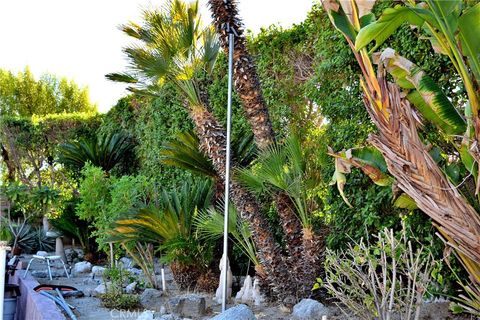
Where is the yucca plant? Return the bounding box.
[58,132,134,172]
[322,0,480,315]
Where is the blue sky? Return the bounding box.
[0,0,314,112]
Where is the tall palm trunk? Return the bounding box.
[189,105,296,303]
[208,0,324,298]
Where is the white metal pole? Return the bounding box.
[222,29,235,313]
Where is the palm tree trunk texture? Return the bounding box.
[367,77,480,264]
[208,0,275,151]
[189,106,296,303]
[208,0,323,297]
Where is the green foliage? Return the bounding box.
[100,292,140,310]
[58,132,135,173]
[0,67,96,116]
[110,178,214,267]
[76,164,155,251]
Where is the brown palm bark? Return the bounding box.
[208,0,325,300]
[365,76,480,264]
[189,105,296,303]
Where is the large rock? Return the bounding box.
[91,266,106,277]
[140,288,164,311]
[292,299,329,320]
[125,282,137,294]
[73,261,92,273]
[210,304,256,320]
[92,283,111,297]
[119,257,133,268]
[168,294,206,318]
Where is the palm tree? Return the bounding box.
[207,0,323,298]
[106,0,293,302]
[58,132,133,173]
[238,135,326,296]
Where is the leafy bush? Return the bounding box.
[321,227,436,320]
[100,292,140,310]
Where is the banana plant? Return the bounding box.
[322,2,480,314]
[356,0,480,117]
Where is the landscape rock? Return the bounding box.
[128,267,143,275]
[125,281,137,294]
[167,294,205,318]
[91,266,106,277]
[140,288,164,311]
[36,251,48,257]
[65,248,84,262]
[62,290,84,298]
[119,257,133,268]
[73,261,92,274]
[83,288,93,297]
[92,283,111,297]
[292,299,329,320]
[210,304,256,320]
[136,310,154,320]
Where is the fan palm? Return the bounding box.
[107,0,292,302]
[58,132,133,172]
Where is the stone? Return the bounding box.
[125,282,137,294]
[215,255,233,304]
[91,266,106,277]
[73,261,92,273]
[235,275,253,303]
[65,248,84,262]
[252,278,265,306]
[136,310,154,320]
[92,283,110,297]
[128,267,143,275]
[210,304,256,320]
[62,290,84,298]
[119,257,133,268]
[83,288,93,297]
[140,288,164,311]
[168,294,206,318]
[292,299,330,320]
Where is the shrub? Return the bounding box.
[321,227,436,320]
[100,292,140,310]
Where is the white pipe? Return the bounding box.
[222,29,235,312]
[0,240,11,320]
[161,265,166,292]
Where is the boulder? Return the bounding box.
[73,261,92,273]
[92,283,110,297]
[91,266,106,277]
[140,288,164,311]
[119,257,133,268]
[36,251,48,257]
[168,294,206,318]
[210,304,256,320]
[292,299,329,320]
[125,282,137,294]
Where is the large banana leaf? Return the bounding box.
[458,3,480,81]
[377,49,466,135]
[356,4,434,52]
